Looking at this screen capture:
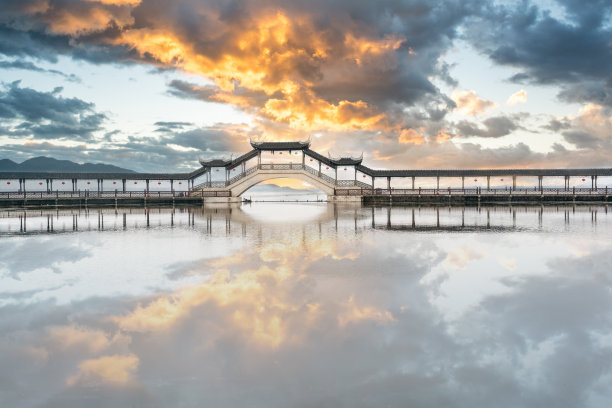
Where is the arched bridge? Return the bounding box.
[1,139,612,204]
[190,139,612,202]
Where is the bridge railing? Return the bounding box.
[334,187,612,196]
[319,173,336,185]
[259,163,304,170]
[0,191,208,199]
[189,190,231,197]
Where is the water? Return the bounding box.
[1,204,611,407]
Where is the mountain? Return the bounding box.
[0,157,135,173]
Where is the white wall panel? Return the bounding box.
[101,179,122,191]
[24,179,48,192]
[75,179,98,191]
[1,179,20,192]
[125,179,146,192]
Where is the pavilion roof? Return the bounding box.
[250,140,310,150]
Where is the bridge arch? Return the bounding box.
[229,170,336,197]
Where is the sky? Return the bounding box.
[0,0,611,173]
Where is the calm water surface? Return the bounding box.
[1,204,611,407]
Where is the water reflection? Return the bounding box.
[1,204,608,235]
[0,204,611,407]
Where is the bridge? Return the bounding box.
[1,139,612,204]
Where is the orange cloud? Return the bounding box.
[506,89,527,106]
[67,354,139,386]
[47,325,116,353]
[111,10,400,133]
[398,128,425,145]
[435,129,454,143]
[452,90,497,116]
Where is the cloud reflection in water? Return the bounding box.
[0,204,611,407]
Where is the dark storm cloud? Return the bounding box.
[455,115,521,138]
[472,0,612,106]
[0,81,106,140]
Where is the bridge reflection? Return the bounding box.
[1,204,608,235]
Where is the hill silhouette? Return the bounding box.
[0,157,135,173]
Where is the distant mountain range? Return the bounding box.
[0,157,135,173]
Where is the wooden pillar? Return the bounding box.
[436,176,439,190]
[411,176,415,190]
[538,175,543,190]
[461,176,464,189]
[487,175,490,191]
[46,179,50,193]
[318,161,321,176]
[302,151,305,166]
[170,179,174,192]
[122,179,126,192]
[335,167,338,185]
[387,177,391,191]
[512,175,516,190]
[258,150,261,167]
[146,179,150,193]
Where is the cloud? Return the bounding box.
[471,0,612,107]
[506,89,527,106]
[560,103,612,150]
[66,354,139,386]
[0,81,106,140]
[455,115,521,138]
[398,128,426,145]
[0,58,80,82]
[452,90,497,115]
[0,0,479,137]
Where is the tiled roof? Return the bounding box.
[250,140,310,150]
